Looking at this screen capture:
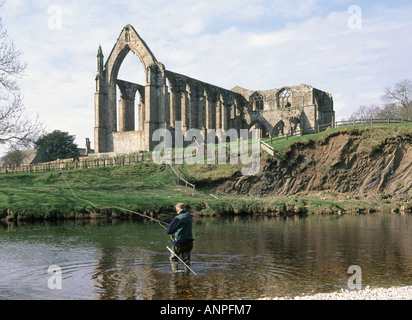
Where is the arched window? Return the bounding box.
[277,88,292,108]
[250,92,264,111]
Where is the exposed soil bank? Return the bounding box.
[216,128,412,204]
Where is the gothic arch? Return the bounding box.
[106,25,158,86]
[248,118,271,138]
[165,72,176,91]
[97,25,160,142]
[271,120,285,137]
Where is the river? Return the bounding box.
[1,213,412,300]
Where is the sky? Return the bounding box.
[1,0,412,153]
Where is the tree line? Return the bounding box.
[348,79,412,121]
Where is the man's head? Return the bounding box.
[175,203,186,214]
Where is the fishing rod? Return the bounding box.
[63,177,196,275]
[167,246,197,275]
[63,177,169,230]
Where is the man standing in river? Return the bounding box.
[166,203,194,274]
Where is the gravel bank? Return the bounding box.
[263,286,412,300]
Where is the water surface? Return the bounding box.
[1,213,412,300]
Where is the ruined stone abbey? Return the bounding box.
[94,25,335,154]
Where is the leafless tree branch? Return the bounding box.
[383,79,412,110]
[0,1,44,150]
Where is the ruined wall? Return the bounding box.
[94,25,334,155]
[113,131,145,154]
[233,84,334,137]
[163,70,246,134]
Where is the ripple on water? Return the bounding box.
[3,215,412,300]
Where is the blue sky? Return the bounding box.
[1,0,412,151]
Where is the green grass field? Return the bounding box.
[0,163,181,220]
[1,123,411,221]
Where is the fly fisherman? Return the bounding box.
[166,203,194,274]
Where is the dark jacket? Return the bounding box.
[166,211,194,246]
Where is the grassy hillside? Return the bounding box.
[263,122,412,159]
[0,163,180,221]
[1,123,411,222]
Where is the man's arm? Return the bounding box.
[166,218,181,235]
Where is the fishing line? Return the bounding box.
[62,177,169,230]
[63,177,196,275]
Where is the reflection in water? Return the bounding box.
[1,214,412,299]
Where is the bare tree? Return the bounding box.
[376,103,402,120]
[383,79,412,120]
[0,2,43,150]
[348,104,381,121]
[348,80,412,122]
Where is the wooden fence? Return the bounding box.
[166,160,196,196]
[335,118,412,127]
[260,140,275,156]
[1,118,411,175]
[0,153,154,175]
